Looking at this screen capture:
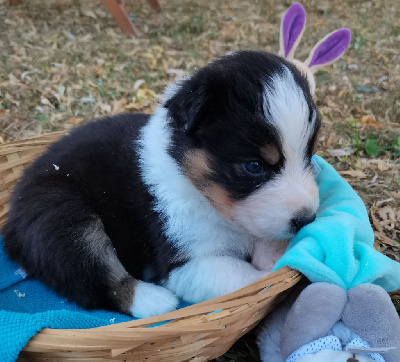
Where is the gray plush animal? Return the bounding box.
[257,283,400,362]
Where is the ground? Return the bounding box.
[0,0,399,360]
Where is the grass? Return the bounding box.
[0,0,399,360]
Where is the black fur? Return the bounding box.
[166,51,319,200]
[2,114,183,314]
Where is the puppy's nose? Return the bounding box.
[290,213,316,233]
[347,358,358,362]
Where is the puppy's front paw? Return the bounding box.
[131,281,179,318]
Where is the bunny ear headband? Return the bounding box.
[278,2,351,95]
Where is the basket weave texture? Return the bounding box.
[0,132,301,361]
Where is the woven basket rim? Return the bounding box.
[23,266,300,354]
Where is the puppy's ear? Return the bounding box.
[280,283,347,360]
[164,76,207,134]
[165,65,232,134]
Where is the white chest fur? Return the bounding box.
[137,107,254,260]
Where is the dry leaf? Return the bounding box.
[0,109,5,120]
[373,240,382,252]
[383,248,400,262]
[360,159,392,171]
[379,206,397,229]
[40,96,54,108]
[377,198,395,206]
[67,117,84,125]
[338,88,350,98]
[133,80,146,91]
[80,34,93,43]
[125,103,141,111]
[125,88,156,111]
[325,132,335,148]
[370,205,399,248]
[390,191,400,200]
[81,10,97,19]
[339,170,367,178]
[326,147,356,157]
[166,69,186,77]
[356,115,384,129]
[376,53,389,64]
[111,98,127,115]
[98,103,112,114]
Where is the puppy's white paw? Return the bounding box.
[131,281,179,318]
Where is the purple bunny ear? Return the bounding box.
[279,2,306,59]
[305,28,351,72]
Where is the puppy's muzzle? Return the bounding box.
[290,209,316,233]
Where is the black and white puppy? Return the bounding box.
[2,51,320,318]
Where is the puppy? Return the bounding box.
[2,51,320,318]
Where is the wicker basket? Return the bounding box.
[0,132,301,361]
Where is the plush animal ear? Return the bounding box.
[304,28,351,73]
[280,283,347,360]
[278,2,306,59]
[342,284,400,362]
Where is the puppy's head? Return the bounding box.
[165,51,320,241]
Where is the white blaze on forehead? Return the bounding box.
[231,67,320,241]
[263,66,316,163]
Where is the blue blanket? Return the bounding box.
[273,155,400,292]
[1,155,399,361]
[0,238,190,361]
[0,239,136,361]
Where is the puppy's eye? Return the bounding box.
[243,161,265,175]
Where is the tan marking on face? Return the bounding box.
[183,150,235,221]
[183,149,210,189]
[261,144,280,165]
[203,184,236,221]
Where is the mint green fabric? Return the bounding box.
[273,155,400,292]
